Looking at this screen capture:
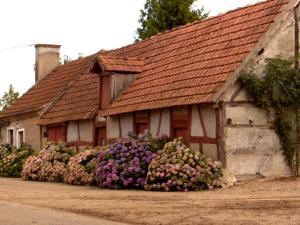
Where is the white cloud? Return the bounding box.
[0,0,262,96]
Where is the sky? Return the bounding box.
[0,0,259,97]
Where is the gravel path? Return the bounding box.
[0,177,299,225]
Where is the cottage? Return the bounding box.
[0,0,298,177]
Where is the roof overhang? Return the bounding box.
[97,52,144,74]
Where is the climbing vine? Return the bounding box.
[239,57,300,176]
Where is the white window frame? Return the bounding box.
[7,127,15,146]
[16,128,25,148]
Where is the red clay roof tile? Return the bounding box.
[98,53,144,73]
[1,54,97,118]
[1,0,290,122]
[38,73,99,125]
[102,0,289,116]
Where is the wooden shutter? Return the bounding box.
[47,125,66,142]
[56,125,66,142]
[134,111,150,134]
[171,106,190,145]
[48,127,56,142]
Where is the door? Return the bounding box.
[171,106,190,145]
[97,127,107,146]
[135,123,149,135]
[173,127,188,145]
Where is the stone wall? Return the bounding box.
[222,101,291,177]
[220,6,296,177]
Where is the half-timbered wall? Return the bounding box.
[189,105,219,161]
[150,109,170,137]
[43,120,94,147]
[65,120,94,146]
[106,104,220,161]
[120,113,133,137]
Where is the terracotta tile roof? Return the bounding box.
[38,73,99,125]
[0,54,96,119]
[102,0,289,116]
[98,53,144,73]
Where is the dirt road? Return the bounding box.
[0,200,126,225]
[0,177,299,225]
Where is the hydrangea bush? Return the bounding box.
[21,143,76,182]
[145,138,223,191]
[95,132,168,189]
[64,147,108,186]
[0,144,12,159]
[0,144,34,177]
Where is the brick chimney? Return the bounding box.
[35,44,61,82]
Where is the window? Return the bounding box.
[100,75,111,109]
[17,129,25,148]
[134,111,150,134]
[7,128,14,146]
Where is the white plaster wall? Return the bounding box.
[67,121,79,142]
[107,116,120,139]
[150,110,160,137]
[160,109,170,137]
[224,105,291,177]
[201,106,216,138]
[191,105,204,137]
[254,8,295,79]
[226,105,273,126]
[78,120,93,142]
[203,143,218,161]
[190,143,200,152]
[120,113,133,137]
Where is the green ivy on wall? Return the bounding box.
[239,57,300,176]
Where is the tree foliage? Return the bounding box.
[136,0,208,40]
[239,57,300,176]
[0,84,19,111]
[61,55,72,65]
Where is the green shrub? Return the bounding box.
[21,143,76,182]
[0,144,34,177]
[145,138,223,191]
[64,147,108,186]
[95,132,169,189]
